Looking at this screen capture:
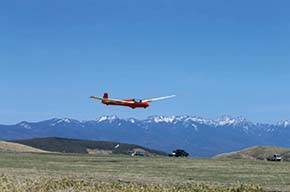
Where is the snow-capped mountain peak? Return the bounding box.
[96,116,119,123]
[48,118,80,126]
[17,121,32,129]
[147,116,177,123]
[57,118,71,124]
[184,116,215,125]
[216,115,250,126]
[146,115,216,125]
[277,120,290,127]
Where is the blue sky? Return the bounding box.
[1,1,290,124]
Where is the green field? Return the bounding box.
[0,152,289,192]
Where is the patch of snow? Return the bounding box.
[147,116,176,123]
[146,115,216,126]
[19,122,32,129]
[277,120,290,127]
[266,128,275,132]
[127,118,137,123]
[216,115,250,126]
[185,116,215,125]
[57,118,71,124]
[48,118,80,126]
[217,116,236,126]
[191,124,198,131]
[97,116,109,122]
[96,116,119,123]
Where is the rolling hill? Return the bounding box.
[0,141,48,153]
[214,146,290,160]
[11,137,167,156]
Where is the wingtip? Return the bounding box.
[169,95,176,98]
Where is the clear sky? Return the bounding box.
[1,1,290,124]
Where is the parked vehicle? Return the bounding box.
[267,154,282,161]
[168,149,189,157]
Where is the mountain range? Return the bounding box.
[1,115,290,157]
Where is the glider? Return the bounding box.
[90,93,176,109]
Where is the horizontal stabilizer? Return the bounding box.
[90,96,134,104]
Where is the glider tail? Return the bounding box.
[103,93,109,99]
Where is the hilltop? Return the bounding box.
[214,146,290,161]
[0,141,48,153]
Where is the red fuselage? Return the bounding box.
[102,99,150,109]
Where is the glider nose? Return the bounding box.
[144,103,150,108]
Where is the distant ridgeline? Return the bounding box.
[12,137,166,156]
[1,115,290,157]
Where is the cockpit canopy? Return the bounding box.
[133,99,143,103]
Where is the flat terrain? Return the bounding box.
[0,152,289,191]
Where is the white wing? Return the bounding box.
[90,96,134,104]
[143,95,176,103]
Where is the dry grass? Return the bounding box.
[0,151,289,191]
[0,176,263,192]
[0,141,48,153]
[214,146,290,160]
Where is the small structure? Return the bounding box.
[131,151,146,157]
[130,148,150,157]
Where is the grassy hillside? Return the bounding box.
[1,151,290,191]
[12,137,166,156]
[214,146,290,160]
[0,141,48,153]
